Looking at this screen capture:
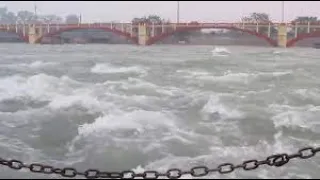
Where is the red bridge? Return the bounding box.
[1,22,320,47]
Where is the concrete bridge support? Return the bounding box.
[138,23,149,45]
[277,23,287,48]
[28,25,42,44]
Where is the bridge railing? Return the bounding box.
[2,22,320,30]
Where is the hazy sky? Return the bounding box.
[0,1,319,23]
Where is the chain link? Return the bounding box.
[0,146,319,179]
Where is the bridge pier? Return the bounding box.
[277,23,287,48]
[138,23,149,45]
[28,24,42,44]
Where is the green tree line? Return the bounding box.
[0,7,80,24]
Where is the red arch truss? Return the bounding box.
[287,31,320,47]
[0,28,28,42]
[146,26,278,46]
[36,26,138,44]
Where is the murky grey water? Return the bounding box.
[0,44,319,179]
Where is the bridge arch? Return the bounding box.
[35,26,138,44]
[146,26,278,46]
[0,28,28,42]
[287,31,320,47]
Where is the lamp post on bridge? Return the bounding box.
[34,1,38,23]
[176,1,180,23]
[281,1,284,23]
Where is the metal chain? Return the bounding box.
[0,146,319,179]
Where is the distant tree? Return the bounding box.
[291,16,319,33]
[0,7,9,23]
[132,16,148,24]
[0,7,7,15]
[131,15,164,24]
[0,7,18,24]
[189,21,199,24]
[2,11,17,24]
[65,14,79,24]
[16,10,35,24]
[0,6,81,25]
[147,15,162,24]
[249,12,270,23]
[241,12,276,36]
[292,16,318,23]
[131,17,146,24]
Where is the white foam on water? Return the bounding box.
[1,61,57,69]
[1,47,317,179]
[66,84,211,161]
[128,128,311,179]
[48,92,109,113]
[99,77,185,99]
[78,110,177,137]
[272,50,282,55]
[201,94,244,121]
[293,88,320,102]
[0,135,42,162]
[2,54,38,59]
[180,70,256,84]
[176,69,292,84]
[263,71,292,76]
[241,88,272,95]
[0,74,82,101]
[176,69,211,77]
[28,61,57,68]
[0,73,112,114]
[212,71,254,83]
[269,104,320,132]
[91,63,148,75]
[101,77,158,92]
[211,46,231,57]
[270,49,288,55]
[125,78,185,97]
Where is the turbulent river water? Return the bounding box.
[0,44,319,179]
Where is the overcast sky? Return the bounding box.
[0,1,318,23]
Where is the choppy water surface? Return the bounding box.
[0,44,319,179]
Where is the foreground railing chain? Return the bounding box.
[0,146,319,179]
